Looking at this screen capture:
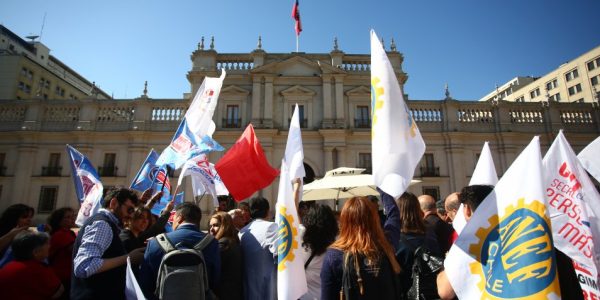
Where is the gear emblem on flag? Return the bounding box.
[277,206,299,272]
[370,76,384,137]
[468,198,560,299]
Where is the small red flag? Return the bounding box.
[215,124,279,201]
[291,0,302,36]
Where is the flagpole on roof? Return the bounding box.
[296,35,299,52]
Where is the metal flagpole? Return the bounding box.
[296,35,299,52]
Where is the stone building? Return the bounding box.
[480,45,600,104]
[0,35,598,226]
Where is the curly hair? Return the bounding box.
[301,204,338,256]
[0,204,34,237]
[47,207,74,234]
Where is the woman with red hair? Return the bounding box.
[320,191,402,299]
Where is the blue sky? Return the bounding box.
[2,0,599,100]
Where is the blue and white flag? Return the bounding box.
[156,70,226,169]
[66,145,104,226]
[148,165,174,216]
[370,30,425,199]
[130,149,159,191]
[178,154,228,207]
[445,137,561,299]
[156,120,224,169]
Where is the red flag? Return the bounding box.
[291,0,302,36]
[215,124,279,201]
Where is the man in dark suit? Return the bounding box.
[418,194,454,254]
[139,202,220,299]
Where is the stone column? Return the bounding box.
[322,76,334,128]
[264,77,274,128]
[12,142,38,208]
[251,77,262,124]
[336,146,346,167]
[323,147,334,173]
[334,75,345,127]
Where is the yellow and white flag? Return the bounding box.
[445,137,561,299]
[276,160,307,300]
[370,30,425,198]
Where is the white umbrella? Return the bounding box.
[302,167,378,201]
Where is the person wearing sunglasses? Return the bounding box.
[71,187,146,300]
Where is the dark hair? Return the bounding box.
[12,231,49,261]
[459,185,494,213]
[47,207,74,234]
[175,202,202,225]
[249,197,270,219]
[301,204,338,256]
[0,204,34,236]
[238,202,249,210]
[102,187,139,208]
[397,192,426,234]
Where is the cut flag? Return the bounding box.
[543,130,600,297]
[156,70,226,169]
[129,150,175,216]
[215,124,279,201]
[454,141,499,234]
[445,137,561,299]
[291,0,302,36]
[276,160,307,300]
[578,136,600,183]
[178,154,229,207]
[130,149,159,191]
[370,29,425,199]
[66,145,104,226]
[285,104,305,181]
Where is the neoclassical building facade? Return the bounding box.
[1,36,599,226]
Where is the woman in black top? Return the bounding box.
[209,211,243,300]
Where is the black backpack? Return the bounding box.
[406,246,444,300]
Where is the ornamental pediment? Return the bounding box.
[251,55,345,76]
[220,85,250,96]
[345,86,371,97]
[280,85,316,97]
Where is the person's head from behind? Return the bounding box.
[209,211,238,241]
[444,192,461,221]
[128,207,151,235]
[0,204,34,236]
[301,204,338,256]
[12,231,50,262]
[172,202,202,230]
[102,187,139,223]
[332,196,401,274]
[217,197,229,212]
[47,207,75,234]
[417,194,437,215]
[228,209,245,230]
[249,197,270,220]
[397,192,426,234]
[460,185,494,221]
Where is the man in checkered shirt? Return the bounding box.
[71,187,146,300]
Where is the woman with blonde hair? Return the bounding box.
[320,192,402,300]
[209,211,242,300]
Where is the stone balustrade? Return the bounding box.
[0,98,598,134]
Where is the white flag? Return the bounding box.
[125,257,145,300]
[578,136,600,183]
[370,30,425,198]
[178,155,228,206]
[544,131,600,297]
[454,142,499,234]
[285,104,306,181]
[469,141,499,186]
[276,160,307,300]
[445,137,561,299]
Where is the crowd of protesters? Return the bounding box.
[0,183,585,300]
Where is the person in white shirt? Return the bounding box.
[238,197,277,300]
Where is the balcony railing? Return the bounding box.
[41,166,62,176]
[420,166,440,177]
[354,118,371,128]
[222,118,242,128]
[98,166,118,177]
[288,118,308,128]
[0,98,598,134]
